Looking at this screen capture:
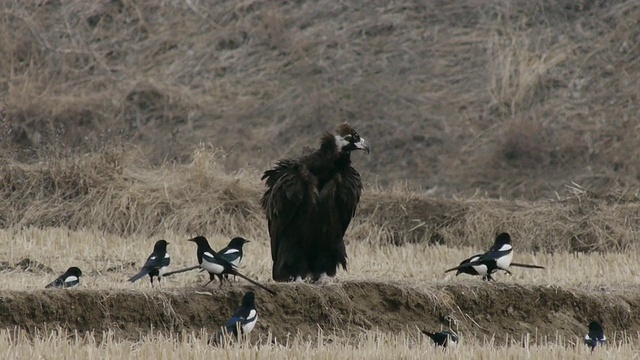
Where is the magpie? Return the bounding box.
[198,237,250,281]
[584,321,606,353]
[212,291,258,344]
[445,232,544,281]
[127,239,170,287]
[422,330,458,348]
[45,266,83,289]
[188,236,276,295]
[219,237,250,268]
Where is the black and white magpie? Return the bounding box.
[45,266,83,289]
[219,237,250,268]
[199,237,251,280]
[213,291,258,344]
[584,321,606,353]
[445,232,544,281]
[188,236,276,295]
[422,330,458,348]
[127,239,170,287]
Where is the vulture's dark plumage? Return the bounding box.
[261,123,370,282]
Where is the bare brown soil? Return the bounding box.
[0,282,636,344]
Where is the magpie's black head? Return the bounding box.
[242,291,256,307]
[188,236,210,247]
[228,237,250,249]
[494,232,511,247]
[66,266,82,277]
[153,239,169,252]
[588,321,604,336]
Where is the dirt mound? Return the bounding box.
[0,282,636,343]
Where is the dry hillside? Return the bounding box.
[0,0,638,198]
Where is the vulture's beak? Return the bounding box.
[355,138,371,154]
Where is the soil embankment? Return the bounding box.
[0,282,634,343]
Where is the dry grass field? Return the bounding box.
[2,328,639,360]
[1,150,640,358]
[0,0,639,359]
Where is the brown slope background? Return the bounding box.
[0,0,638,199]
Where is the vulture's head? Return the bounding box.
[333,123,370,154]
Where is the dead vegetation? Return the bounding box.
[1,326,634,360]
[0,0,638,198]
[0,146,638,252]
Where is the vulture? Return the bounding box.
[261,123,370,283]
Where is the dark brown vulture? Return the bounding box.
[261,123,370,283]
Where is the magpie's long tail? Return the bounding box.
[229,269,277,295]
[445,259,491,274]
[444,265,467,273]
[162,265,201,277]
[421,330,436,340]
[45,277,64,289]
[510,262,545,269]
[127,269,150,283]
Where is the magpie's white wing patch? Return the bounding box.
[497,244,512,252]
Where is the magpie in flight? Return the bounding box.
[211,291,258,344]
[188,236,276,295]
[584,321,606,353]
[422,330,458,348]
[45,266,83,289]
[127,239,170,287]
[445,232,544,281]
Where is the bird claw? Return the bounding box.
[313,273,333,285]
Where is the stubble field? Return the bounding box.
[1,0,639,358]
[1,149,640,359]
